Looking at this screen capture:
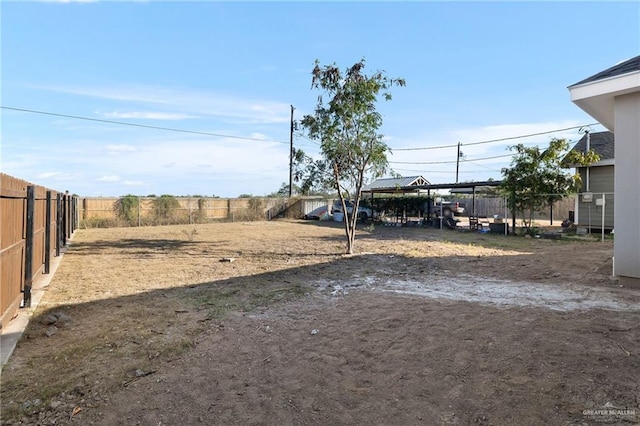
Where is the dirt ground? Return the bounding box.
[1,220,639,425]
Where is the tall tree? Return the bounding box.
[292,148,335,196]
[301,59,405,254]
[500,138,599,231]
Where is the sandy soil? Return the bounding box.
[1,220,639,425]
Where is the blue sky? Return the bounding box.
[1,1,638,198]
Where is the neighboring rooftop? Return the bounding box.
[570,55,640,87]
[570,131,614,161]
[361,175,430,192]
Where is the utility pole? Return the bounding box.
[455,142,462,183]
[289,105,295,198]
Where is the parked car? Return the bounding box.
[332,200,373,221]
[428,199,466,217]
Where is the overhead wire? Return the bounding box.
[4,106,596,165]
[392,122,599,151]
[389,153,514,165]
[1,106,290,144]
[392,168,495,174]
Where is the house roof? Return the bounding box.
[570,131,614,161]
[570,56,640,87]
[361,175,430,192]
[568,55,640,130]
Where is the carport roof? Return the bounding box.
[361,177,501,194]
[361,175,430,192]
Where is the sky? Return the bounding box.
[1,1,639,198]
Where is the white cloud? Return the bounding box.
[123,180,148,187]
[36,0,97,3]
[97,175,121,182]
[99,111,198,120]
[36,171,78,181]
[106,144,137,155]
[36,84,290,124]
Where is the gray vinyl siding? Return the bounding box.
[576,165,615,229]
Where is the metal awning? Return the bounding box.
[361,179,502,195]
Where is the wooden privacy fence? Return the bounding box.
[78,196,330,225]
[0,173,78,330]
[458,195,576,224]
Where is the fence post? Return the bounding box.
[23,186,35,308]
[73,196,78,232]
[44,190,52,274]
[65,191,70,244]
[56,193,62,256]
[70,195,75,233]
[601,193,606,242]
[61,193,67,245]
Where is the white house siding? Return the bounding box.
[614,92,640,285]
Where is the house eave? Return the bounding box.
[569,71,640,131]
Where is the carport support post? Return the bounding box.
[370,192,374,219]
[510,197,516,235]
[601,193,606,242]
[472,187,476,216]
[505,197,510,236]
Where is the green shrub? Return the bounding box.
[152,195,181,225]
[113,195,139,225]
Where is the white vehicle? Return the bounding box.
[332,200,373,221]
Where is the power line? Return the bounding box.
[392,168,497,174]
[389,153,514,165]
[294,132,321,146]
[1,106,289,144]
[392,123,599,151]
[463,157,504,172]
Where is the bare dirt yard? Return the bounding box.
[1,220,639,425]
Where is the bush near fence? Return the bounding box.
[0,173,77,330]
[78,196,328,228]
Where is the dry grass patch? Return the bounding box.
[0,220,623,425]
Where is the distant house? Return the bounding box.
[569,131,614,229]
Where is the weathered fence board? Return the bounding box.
[455,196,576,223]
[0,173,75,329]
[79,196,321,224]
